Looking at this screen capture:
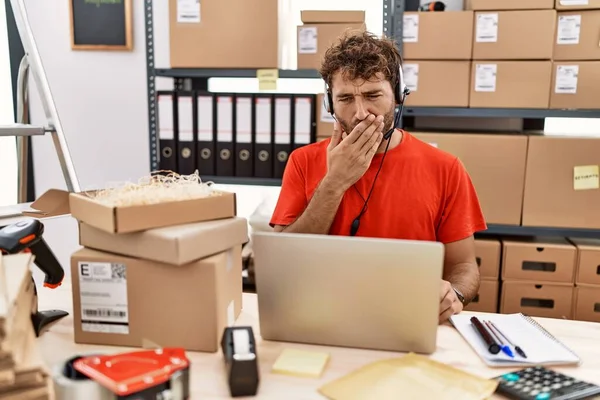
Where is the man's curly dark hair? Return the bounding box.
[319,30,403,93]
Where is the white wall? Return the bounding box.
[0,2,18,207]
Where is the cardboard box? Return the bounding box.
[469,61,552,108]
[411,133,528,225]
[472,10,556,60]
[550,62,600,109]
[316,93,334,140]
[71,246,243,352]
[556,0,600,10]
[467,0,554,10]
[168,0,278,68]
[570,238,600,286]
[475,239,502,279]
[79,217,248,265]
[501,281,574,319]
[464,279,499,313]
[573,285,600,323]
[403,61,471,107]
[69,190,236,234]
[502,238,577,283]
[297,11,365,70]
[522,136,600,229]
[553,11,600,61]
[402,11,474,60]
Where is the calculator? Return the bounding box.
[495,366,600,400]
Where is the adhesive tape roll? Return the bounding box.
[52,355,113,400]
[232,329,250,356]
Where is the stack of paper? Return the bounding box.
[0,253,51,399]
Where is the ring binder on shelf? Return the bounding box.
[176,91,196,175]
[235,94,254,177]
[254,94,274,179]
[157,90,177,173]
[273,95,292,179]
[216,94,235,177]
[196,91,216,176]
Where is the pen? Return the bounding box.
[470,317,500,355]
[488,321,527,359]
[485,321,514,358]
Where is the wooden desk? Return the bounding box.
[38,280,600,399]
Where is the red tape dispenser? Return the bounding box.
[53,348,190,399]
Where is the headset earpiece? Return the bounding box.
[324,82,334,116]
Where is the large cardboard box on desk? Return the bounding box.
[553,11,600,61]
[402,61,471,107]
[168,0,278,68]
[411,132,528,225]
[402,11,474,60]
[70,246,243,352]
[522,136,600,229]
[78,217,248,265]
[297,11,365,70]
[469,61,552,108]
[550,61,600,109]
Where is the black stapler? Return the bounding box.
[221,326,260,397]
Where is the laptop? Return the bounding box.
[251,231,444,354]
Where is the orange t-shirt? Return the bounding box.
[269,131,488,244]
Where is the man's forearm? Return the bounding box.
[281,177,345,235]
[445,262,480,304]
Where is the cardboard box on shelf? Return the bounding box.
[79,216,248,266]
[522,136,600,229]
[555,0,600,10]
[501,238,577,283]
[553,11,600,61]
[297,11,365,70]
[569,238,600,286]
[403,61,471,107]
[69,190,236,234]
[464,279,499,313]
[467,0,554,10]
[411,133,528,225]
[469,61,552,108]
[70,246,243,352]
[475,239,502,279]
[573,285,600,323]
[472,10,556,60]
[500,281,574,319]
[402,11,474,60]
[168,0,278,68]
[550,61,600,109]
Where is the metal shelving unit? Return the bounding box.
[143,0,600,238]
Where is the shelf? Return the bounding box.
[154,68,322,79]
[201,175,283,186]
[403,107,600,119]
[478,224,600,239]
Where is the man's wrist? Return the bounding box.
[321,175,347,198]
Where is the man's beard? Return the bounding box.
[338,105,396,139]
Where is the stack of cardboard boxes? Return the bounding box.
[570,238,600,323]
[67,188,249,353]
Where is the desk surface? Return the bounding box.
[38,280,600,400]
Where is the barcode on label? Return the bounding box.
[83,308,127,319]
[111,264,126,279]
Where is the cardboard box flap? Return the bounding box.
[21,189,71,218]
[301,10,365,24]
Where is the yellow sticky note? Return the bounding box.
[257,69,278,91]
[573,165,599,190]
[272,348,330,378]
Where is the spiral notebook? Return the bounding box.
[449,313,581,367]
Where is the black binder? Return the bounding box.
[234,94,254,177]
[216,94,235,176]
[292,94,316,151]
[273,94,293,179]
[253,94,273,179]
[175,91,196,175]
[196,91,216,176]
[157,90,177,173]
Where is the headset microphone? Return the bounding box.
[419,1,446,11]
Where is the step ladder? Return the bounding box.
[1,0,80,210]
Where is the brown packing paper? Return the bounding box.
[318,353,497,400]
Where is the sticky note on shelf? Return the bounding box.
[573,165,599,191]
[257,69,278,91]
[272,348,330,378]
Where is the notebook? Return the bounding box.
[449,313,581,367]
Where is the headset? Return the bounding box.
[323,62,410,236]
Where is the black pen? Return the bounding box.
[470,317,501,355]
[488,321,527,359]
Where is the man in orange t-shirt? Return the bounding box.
[270,31,487,323]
